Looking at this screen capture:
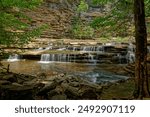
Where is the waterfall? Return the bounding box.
[40,54,51,63]
[45,46,52,50]
[126,51,135,63]
[7,54,20,62]
[88,53,97,64]
[73,47,77,51]
[126,43,135,63]
[37,43,145,64]
[128,43,135,52]
[37,47,43,50]
[81,46,96,52]
[67,54,70,62]
[57,48,66,51]
[40,54,72,63]
[97,46,104,52]
[148,46,150,53]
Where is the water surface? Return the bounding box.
[2,60,128,83]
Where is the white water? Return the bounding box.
[40,54,71,63]
[40,54,51,63]
[88,53,97,64]
[126,43,135,63]
[148,46,150,53]
[7,54,20,62]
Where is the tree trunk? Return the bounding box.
[133,0,150,99]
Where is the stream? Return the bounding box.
[2,43,144,84]
[2,60,128,84]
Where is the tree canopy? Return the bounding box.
[90,0,150,37]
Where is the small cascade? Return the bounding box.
[147,46,150,53]
[57,48,66,51]
[45,46,52,50]
[114,53,127,64]
[88,53,97,64]
[35,43,146,64]
[73,47,77,51]
[67,54,71,62]
[96,46,105,52]
[126,43,135,63]
[40,54,51,63]
[126,51,135,63]
[128,43,135,52]
[81,46,96,52]
[7,54,20,62]
[37,47,43,50]
[40,54,72,63]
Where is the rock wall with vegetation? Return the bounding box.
[24,0,80,39]
[24,0,106,39]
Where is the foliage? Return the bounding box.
[90,0,150,37]
[71,0,94,39]
[90,0,133,37]
[72,24,94,39]
[145,0,150,16]
[0,0,44,46]
[0,0,42,8]
[77,0,89,13]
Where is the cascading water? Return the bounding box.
[7,54,20,62]
[82,46,96,52]
[148,46,150,53]
[126,51,135,63]
[37,43,145,64]
[96,46,105,52]
[37,47,43,50]
[45,46,52,50]
[73,47,77,51]
[40,54,72,63]
[88,53,97,64]
[40,54,51,63]
[126,43,135,63]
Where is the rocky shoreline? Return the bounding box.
[0,71,103,100]
[1,61,149,100]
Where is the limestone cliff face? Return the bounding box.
[24,0,104,39]
[24,0,79,39]
[45,0,79,9]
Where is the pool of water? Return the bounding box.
[2,60,128,83]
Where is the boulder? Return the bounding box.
[1,74,17,83]
[50,94,67,100]
[0,85,34,100]
[37,81,58,96]
[0,80,11,85]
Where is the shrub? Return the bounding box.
[72,24,94,39]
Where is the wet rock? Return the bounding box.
[0,72,103,100]
[37,81,58,96]
[48,89,60,99]
[78,83,102,99]
[37,73,47,79]
[12,82,23,87]
[64,86,80,99]
[69,81,79,87]
[53,77,65,84]
[0,85,34,100]
[2,74,17,83]
[80,88,98,99]
[0,80,11,85]
[50,94,67,100]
